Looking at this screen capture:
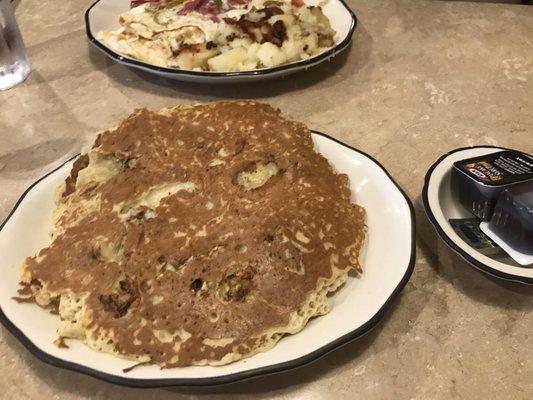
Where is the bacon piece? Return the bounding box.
[224,16,287,47]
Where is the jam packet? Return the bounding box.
[449,218,503,256]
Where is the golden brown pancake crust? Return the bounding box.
[21,101,365,367]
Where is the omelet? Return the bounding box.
[98,0,336,71]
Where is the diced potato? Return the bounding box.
[175,48,219,70]
[257,42,288,68]
[247,43,260,60]
[208,47,248,71]
[282,37,305,62]
[282,25,306,62]
[240,59,259,70]
[296,8,318,25]
[230,38,253,50]
[303,32,319,55]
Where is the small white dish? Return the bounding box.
[85,0,357,83]
[0,131,414,387]
[423,146,533,284]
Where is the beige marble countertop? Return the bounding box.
[1,0,532,399]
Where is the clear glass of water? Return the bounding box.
[0,0,30,90]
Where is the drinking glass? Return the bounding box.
[0,0,30,90]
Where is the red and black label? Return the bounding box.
[454,150,533,186]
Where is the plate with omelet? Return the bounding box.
[0,101,414,387]
[85,0,357,83]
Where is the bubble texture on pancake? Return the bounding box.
[19,101,365,367]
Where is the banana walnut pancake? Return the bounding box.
[17,101,366,367]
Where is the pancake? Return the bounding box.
[18,101,366,367]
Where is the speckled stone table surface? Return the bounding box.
[0,0,532,399]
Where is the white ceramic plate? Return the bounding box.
[85,0,357,83]
[0,131,415,387]
[423,146,533,284]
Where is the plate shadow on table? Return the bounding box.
[414,195,533,310]
[0,69,91,179]
[88,24,373,100]
[0,138,78,177]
